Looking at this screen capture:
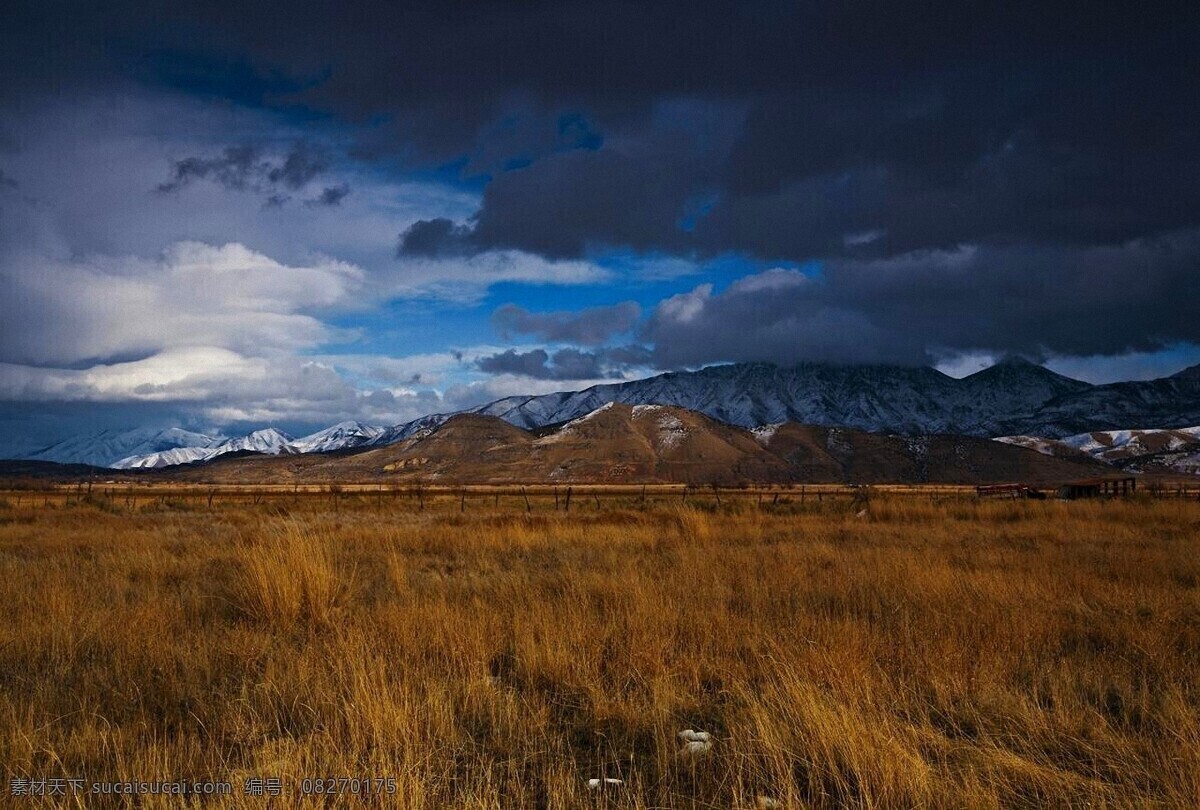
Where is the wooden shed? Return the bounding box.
[1056,476,1137,500]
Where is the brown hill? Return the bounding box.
[758,425,1107,485]
[140,403,1109,486]
[357,403,791,484]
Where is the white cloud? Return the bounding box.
[0,92,478,265]
[0,241,364,366]
[727,267,809,294]
[0,91,630,434]
[933,351,996,379]
[378,250,612,304]
[656,283,713,325]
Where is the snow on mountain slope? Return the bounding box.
[474,361,1200,439]
[1058,426,1200,458]
[996,426,1200,474]
[107,416,448,470]
[470,361,1074,436]
[288,421,388,454]
[113,428,295,469]
[25,427,219,468]
[631,404,689,451]
[957,357,1092,433]
[373,413,454,445]
[1008,364,1200,437]
[993,435,1068,457]
[114,446,223,469]
[222,428,294,454]
[472,363,966,433]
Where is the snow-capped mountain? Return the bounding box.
[469,359,1200,439]
[219,428,294,454]
[372,413,453,445]
[471,362,968,433]
[997,426,1200,474]
[113,428,295,469]
[1003,364,1200,437]
[957,357,1092,428]
[114,446,223,469]
[286,421,388,454]
[17,360,1200,469]
[25,427,219,468]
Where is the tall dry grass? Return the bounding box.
[0,493,1197,807]
[230,520,355,631]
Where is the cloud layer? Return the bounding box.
[2,1,1200,451]
[644,233,1200,368]
[491,302,641,346]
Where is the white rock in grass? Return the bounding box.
[756,797,783,809]
[855,509,869,519]
[586,778,624,789]
[677,729,714,756]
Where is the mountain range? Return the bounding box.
[468,358,1200,438]
[15,358,1200,470]
[144,403,1107,486]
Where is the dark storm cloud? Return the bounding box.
[156,145,261,193]
[306,183,350,207]
[5,0,1200,369]
[478,349,558,378]
[211,0,1190,272]
[477,346,651,380]
[136,48,330,111]
[644,231,1200,368]
[491,302,641,346]
[396,217,475,257]
[13,1,1200,259]
[268,143,328,188]
[157,143,329,196]
[469,149,698,258]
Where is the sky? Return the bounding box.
[1,0,1199,454]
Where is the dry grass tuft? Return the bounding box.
[231,519,355,631]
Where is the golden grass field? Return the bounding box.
[1,490,1198,807]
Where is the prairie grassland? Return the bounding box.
[0,493,1198,808]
